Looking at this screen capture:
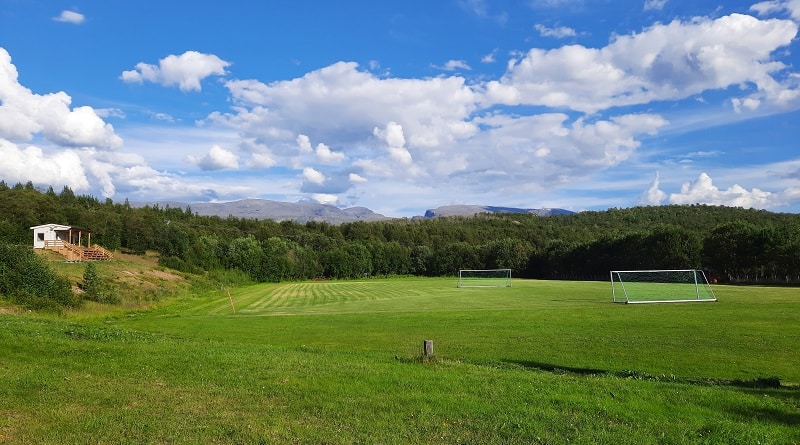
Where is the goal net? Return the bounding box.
[458,269,512,288]
[610,269,717,304]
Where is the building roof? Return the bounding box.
[30,224,93,233]
[30,223,72,230]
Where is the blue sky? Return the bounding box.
[1,0,799,217]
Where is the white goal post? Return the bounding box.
[458,269,512,288]
[610,269,717,304]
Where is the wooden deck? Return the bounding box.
[43,240,113,261]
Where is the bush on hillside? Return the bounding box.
[80,261,120,304]
[0,242,79,310]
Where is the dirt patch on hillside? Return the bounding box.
[148,270,182,281]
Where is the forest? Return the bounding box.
[2,180,800,298]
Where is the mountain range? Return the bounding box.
[130,199,574,224]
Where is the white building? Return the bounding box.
[30,223,74,249]
[30,224,111,261]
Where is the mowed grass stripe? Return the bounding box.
[169,278,618,317]
[227,278,559,316]
[219,281,432,315]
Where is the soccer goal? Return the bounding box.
[457,269,512,288]
[610,269,717,304]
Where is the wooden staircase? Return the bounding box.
[44,240,113,261]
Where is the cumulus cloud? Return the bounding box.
[311,193,338,205]
[210,52,679,202]
[302,167,326,185]
[187,145,239,171]
[731,97,761,113]
[534,23,577,38]
[315,143,346,163]
[484,13,799,113]
[0,139,90,190]
[349,173,367,183]
[216,62,478,149]
[120,51,230,92]
[455,112,668,190]
[247,152,277,169]
[53,10,85,24]
[0,48,122,148]
[296,134,313,153]
[669,173,774,208]
[374,122,413,165]
[639,171,667,205]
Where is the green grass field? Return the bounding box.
[1,277,798,444]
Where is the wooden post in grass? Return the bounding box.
[225,286,236,314]
[423,340,434,357]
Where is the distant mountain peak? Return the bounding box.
[131,199,390,224]
[423,205,574,218]
[129,199,574,223]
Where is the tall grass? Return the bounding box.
[1,278,798,444]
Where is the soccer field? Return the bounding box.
[2,277,798,444]
[136,277,800,384]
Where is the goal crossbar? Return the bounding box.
[458,269,512,288]
[611,269,717,304]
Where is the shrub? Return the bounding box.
[81,262,120,304]
[0,242,79,310]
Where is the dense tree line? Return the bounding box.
[2,181,800,288]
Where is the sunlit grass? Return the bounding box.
[1,277,799,444]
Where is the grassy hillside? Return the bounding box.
[45,250,192,311]
[1,258,798,444]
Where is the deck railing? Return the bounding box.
[42,240,112,261]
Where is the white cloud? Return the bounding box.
[534,23,577,38]
[485,13,799,113]
[349,173,367,183]
[120,51,230,92]
[247,152,277,169]
[643,0,668,11]
[302,167,326,185]
[456,112,668,191]
[0,51,259,203]
[374,121,406,148]
[53,10,85,24]
[0,48,122,148]
[296,134,313,153]
[187,145,239,171]
[751,0,800,21]
[95,108,126,119]
[152,112,176,123]
[639,171,667,205]
[482,49,498,63]
[374,122,413,166]
[311,193,338,205]
[217,62,478,149]
[315,143,346,163]
[731,97,761,113]
[669,172,774,208]
[0,139,90,191]
[388,146,414,165]
[433,60,472,71]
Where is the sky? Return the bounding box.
[1,0,799,218]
